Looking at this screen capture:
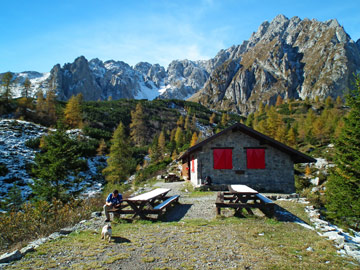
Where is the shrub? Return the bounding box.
[25,137,41,149]
[0,197,103,252]
[0,163,8,177]
[134,159,171,186]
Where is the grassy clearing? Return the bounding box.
[6,201,358,270]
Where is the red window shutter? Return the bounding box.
[247,149,265,169]
[213,149,233,169]
[191,156,195,173]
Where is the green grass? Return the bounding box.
[5,201,359,270]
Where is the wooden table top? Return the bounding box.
[228,185,258,194]
[127,188,170,201]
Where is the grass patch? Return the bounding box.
[6,201,359,270]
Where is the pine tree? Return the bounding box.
[1,72,13,102]
[190,132,198,146]
[30,128,85,201]
[130,103,147,146]
[326,76,360,230]
[103,122,135,184]
[18,78,32,118]
[149,135,161,163]
[22,77,31,98]
[64,94,83,128]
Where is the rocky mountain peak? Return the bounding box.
[190,15,360,115]
[4,15,360,115]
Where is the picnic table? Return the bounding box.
[109,188,180,219]
[215,185,275,217]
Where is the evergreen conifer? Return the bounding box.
[326,76,360,230]
[30,128,85,201]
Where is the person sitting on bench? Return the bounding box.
[103,189,123,222]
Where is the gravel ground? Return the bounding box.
[4,181,358,270]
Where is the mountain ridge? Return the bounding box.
[2,15,360,115]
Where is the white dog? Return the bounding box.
[101,224,112,242]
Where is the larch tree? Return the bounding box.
[130,103,147,146]
[275,95,283,106]
[96,138,107,156]
[325,76,360,230]
[45,89,57,124]
[158,130,166,156]
[190,132,198,146]
[209,113,216,124]
[64,94,83,128]
[335,96,343,108]
[36,90,46,120]
[177,115,184,127]
[325,96,333,109]
[245,113,255,128]
[174,127,184,149]
[191,114,197,130]
[286,127,297,148]
[184,114,190,130]
[220,113,228,127]
[103,122,135,184]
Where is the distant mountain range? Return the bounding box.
[2,14,360,115]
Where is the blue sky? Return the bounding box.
[1,0,360,73]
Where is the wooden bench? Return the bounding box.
[153,195,180,211]
[215,185,276,218]
[108,193,180,219]
[255,193,275,217]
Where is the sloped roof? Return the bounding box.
[180,123,316,164]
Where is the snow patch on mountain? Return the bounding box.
[11,72,50,98]
[0,119,105,209]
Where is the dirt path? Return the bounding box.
[153,181,218,221]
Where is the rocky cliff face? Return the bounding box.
[190,15,360,114]
[46,57,214,101]
[3,15,360,114]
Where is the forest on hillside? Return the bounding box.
[0,73,359,251]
